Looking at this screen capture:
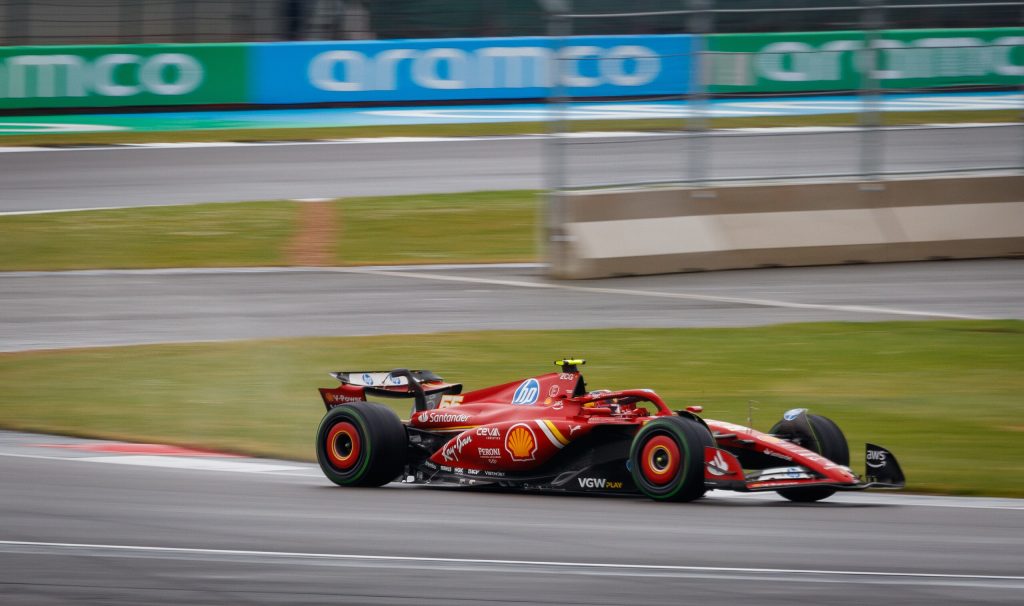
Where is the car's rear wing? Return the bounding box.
[320,369,462,413]
[330,370,444,387]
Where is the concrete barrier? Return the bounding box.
[547,173,1024,279]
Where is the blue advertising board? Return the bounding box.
[251,35,693,104]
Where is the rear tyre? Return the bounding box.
[770,413,849,503]
[629,416,714,502]
[316,402,406,487]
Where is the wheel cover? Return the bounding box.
[640,435,681,486]
[326,421,361,471]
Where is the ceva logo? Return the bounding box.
[0,53,203,99]
[308,44,661,92]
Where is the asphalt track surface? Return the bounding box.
[2,259,1022,352]
[1,430,1022,605]
[3,124,1023,605]
[1,124,1021,212]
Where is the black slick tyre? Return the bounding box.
[770,413,849,503]
[316,401,407,487]
[629,416,714,502]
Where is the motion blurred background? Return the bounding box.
[0,0,1020,43]
[0,0,1021,488]
[0,3,1022,603]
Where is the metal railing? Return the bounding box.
[540,0,1024,192]
[1,0,1022,45]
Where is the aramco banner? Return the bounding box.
[707,28,1024,93]
[0,44,248,109]
[0,30,1019,110]
[250,35,694,103]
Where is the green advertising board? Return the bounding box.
[707,28,1024,93]
[0,44,248,109]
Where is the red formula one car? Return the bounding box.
[315,360,904,502]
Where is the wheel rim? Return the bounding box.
[640,434,681,486]
[326,421,361,471]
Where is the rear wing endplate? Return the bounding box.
[330,370,443,387]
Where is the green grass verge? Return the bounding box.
[0,201,301,271]
[336,191,539,264]
[0,109,1017,147]
[0,192,539,271]
[1,321,1021,497]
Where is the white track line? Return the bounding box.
[0,451,315,476]
[0,540,1021,586]
[0,132,601,154]
[0,264,990,320]
[0,123,1016,155]
[338,267,992,321]
[0,205,148,216]
[0,263,542,276]
[3,447,1020,510]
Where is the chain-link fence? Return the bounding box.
[1,0,1022,45]
[0,0,1019,185]
[0,0,366,44]
[540,0,1024,192]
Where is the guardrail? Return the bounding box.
[548,174,1024,279]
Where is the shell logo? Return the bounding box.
[504,423,537,461]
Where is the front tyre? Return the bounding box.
[770,413,849,503]
[629,416,714,502]
[316,402,406,487]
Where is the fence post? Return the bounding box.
[234,0,255,41]
[1020,1,1024,174]
[119,0,142,44]
[6,0,30,46]
[541,0,572,270]
[686,0,712,185]
[176,0,198,42]
[859,0,884,182]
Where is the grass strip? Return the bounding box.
[0,109,1017,147]
[0,192,540,271]
[335,191,539,265]
[1,321,1021,497]
[0,201,301,271]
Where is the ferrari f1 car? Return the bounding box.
[315,360,904,502]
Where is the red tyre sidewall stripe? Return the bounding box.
[640,434,680,486]
[326,421,361,470]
